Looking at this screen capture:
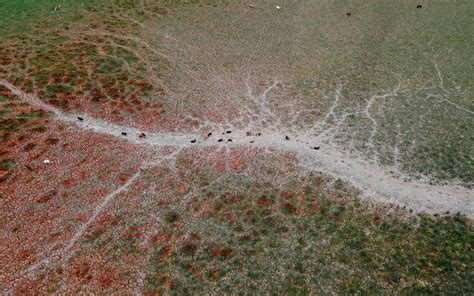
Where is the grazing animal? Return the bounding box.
[191,139,196,143]
[218,139,223,142]
[228,139,233,142]
[285,136,290,140]
[346,12,351,16]
[121,132,127,136]
[416,5,422,9]
[77,117,84,121]
[226,130,232,134]
[208,132,213,137]
[139,132,146,138]
[256,132,262,136]
[312,146,320,150]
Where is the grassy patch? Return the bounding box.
[136,166,473,294]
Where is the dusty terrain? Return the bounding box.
[1,0,473,294]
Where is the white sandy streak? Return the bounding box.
[0,79,195,147]
[432,62,474,115]
[2,78,474,294]
[1,79,472,219]
[63,170,142,254]
[4,169,141,295]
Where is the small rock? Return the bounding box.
[77,117,84,121]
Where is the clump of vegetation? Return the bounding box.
[0,158,15,182]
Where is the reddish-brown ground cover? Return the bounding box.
[2,139,302,293]
[1,113,152,290]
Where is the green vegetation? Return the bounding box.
[143,178,474,294]
[74,150,473,294]
[141,174,473,294]
[0,0,94,34]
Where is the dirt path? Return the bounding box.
[1,79,472,219]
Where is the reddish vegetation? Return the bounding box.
[0,116,151,289]
[213,248,232,258]
[161,247,172,258]
[151,232,171,245]
[257,196,270,204]
[282,202,298,214]
[1,78,307,293]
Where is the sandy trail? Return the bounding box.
[1,78,472,219]
[2,77,473,294]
